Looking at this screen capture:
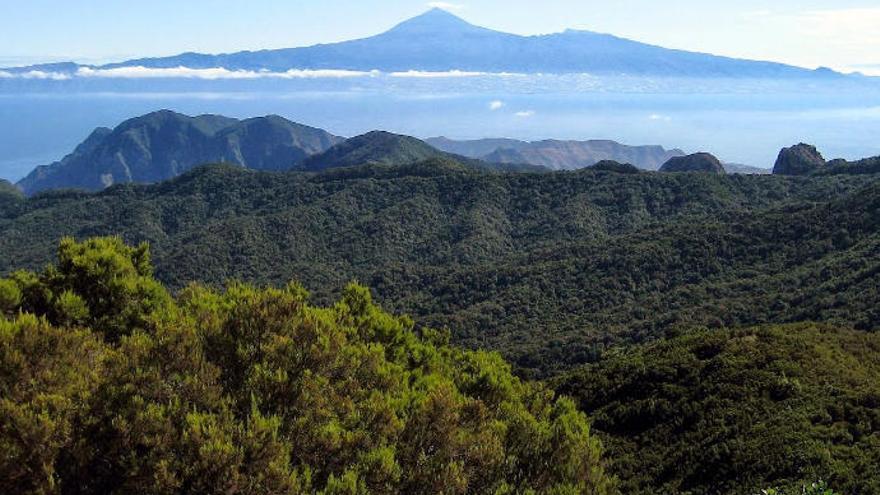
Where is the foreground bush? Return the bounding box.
[0,237,615,494]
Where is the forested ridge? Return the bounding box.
[2,159,879,493]
[1,161,877,375]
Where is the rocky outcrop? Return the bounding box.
[772,143,826,176]
[659,153,726,174]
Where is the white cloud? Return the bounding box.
[488,100,504,110]
[75,66,376,79]
[515,110,535,118]
[0,70,71,80]
[648,113,671,122]
[0,66,537,81]
[427,2,464,11]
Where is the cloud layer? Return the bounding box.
[77,67,377,79]
[0,70,71,80]
[0,66,527,80]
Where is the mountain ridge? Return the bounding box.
[299,131,450,171]
[2,160,879,378]
[17,110,345,195]
[25,111,712,194]
[428,137,686,171]
[302,131,549,174]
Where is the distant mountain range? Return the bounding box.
[298,131,544,174]
[17,110,781,195]
[2,9,850,79]
[16,111,557,195]
[427,137,685,171]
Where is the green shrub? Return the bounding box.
[0,237,616,494]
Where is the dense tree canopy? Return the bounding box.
[1,163,879,376]
[0,237,615,494]
[554,324,880,495]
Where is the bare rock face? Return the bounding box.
[773,143,826,176]
[659,152,726,174]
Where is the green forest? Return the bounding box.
[1,161,878,375]
[1,237,613,494]
[555,324,880,494]
[2,161,880,493]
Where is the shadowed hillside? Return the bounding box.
[2,162,879,376]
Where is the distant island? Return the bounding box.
[0,9,855,80]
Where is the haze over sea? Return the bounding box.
[3,74,880,181]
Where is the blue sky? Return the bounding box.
[2,0,880,72]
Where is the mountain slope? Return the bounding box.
[25,9,837,78]
[211,115,344,171]
[17,110,343,195]
[0,179,23,215]
[2,163,879,377]
[299,131,448,171]
[428,137,685,171]
[301,131,548,173]
[0,179,20,197]
[554,323,880,494]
